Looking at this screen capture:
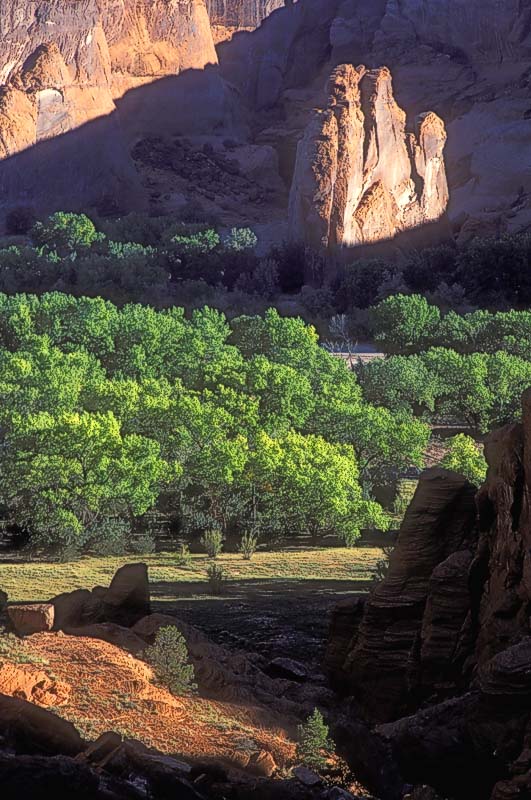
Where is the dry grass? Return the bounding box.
[0,547,384,603]
[0,631,296,766]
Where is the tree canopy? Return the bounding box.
[0,294,430,555]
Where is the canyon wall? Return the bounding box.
[288,64,448,249]
[0,0,529,243]
[0,0,226,219]
[219,0,531,241]
[206,0,285,30]
[326,391,531,799]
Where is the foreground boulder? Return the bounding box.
[327,389,531,799]
[7,604,55,636]
[50,563,150,630]
[0,694,84,756]
[51,589,104,630]
[103,563,150,625]
[0,752,101,800]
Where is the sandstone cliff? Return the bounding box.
[326,390,531,799]
[288,64,448,249]
[219,0,531,241]
[206,0,286,33]
[0,0,224,219]
[0,0,217,151]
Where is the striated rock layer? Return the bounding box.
[206,0,286,31]
[326,389,531,799]
[0,0,217,154]
[288,64,448,249]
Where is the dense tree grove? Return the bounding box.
[334,234,531,314]
[371,294,531,356]
[0,293,431,556]
[358,294,531,431]
[4,212,531,334]
[1,213,527,557]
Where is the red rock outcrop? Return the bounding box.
[327,389,531,799]
[288,65,448,250]
[7,604,55,636]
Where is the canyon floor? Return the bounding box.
[0,545,383,665]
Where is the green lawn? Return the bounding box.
[0,546,384,603]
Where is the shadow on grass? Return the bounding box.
[150,577,373,662]
[150,576,373,603]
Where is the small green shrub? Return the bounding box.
[297,708,334,771]
[175,543,193,568]
[224,227,258,252]
[143,626,197,695]
[441,434,487,487]
[107,241,156,260]
[206,563,226,595]
[200,529,224,558]
[371,544,395,587]
[0,634,49,666]
[238,531,259,560]
[171,229,220,256]
[87,519,130,556]
[130,532,156,555]
[32,212,104,258]
[393,479,418,521]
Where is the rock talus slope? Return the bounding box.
[326,389,531,799]
[288,64,448,249]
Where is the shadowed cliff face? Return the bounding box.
[288,64,448,249]
[0,1,242,220]
[0,0,529,245]
[0,66,244,222]
[0,0,218,160]
[219,0,531,241]
[326,390,531,800]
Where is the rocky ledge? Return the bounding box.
[326,389,531,799]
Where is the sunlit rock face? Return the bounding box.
[0,0,217,159]
[0,0,223,218]
[288,65,448,249]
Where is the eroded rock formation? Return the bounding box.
[219,0,531,241]
[288,64,448,249]
[326,389,531,799]
[0,0,217,150]
[206,0,286,32]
